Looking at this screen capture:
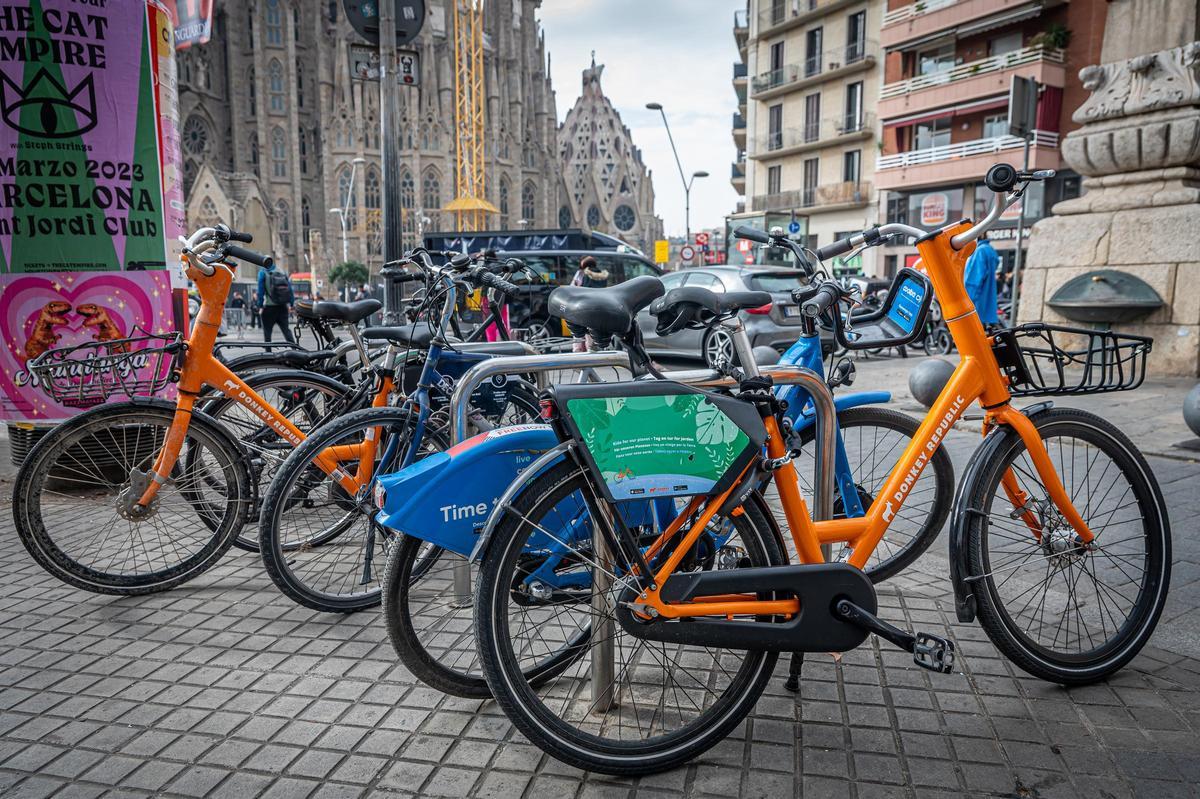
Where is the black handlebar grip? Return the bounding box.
[389,271,424,283]
[479,270,519,295]
[801,283,841,317]
[227,230,253,243]
[815,237,855,262]
[733,225,770,244]
[225,244,273,268]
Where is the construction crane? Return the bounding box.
[444,0,497,231]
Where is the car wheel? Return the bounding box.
[703,327,736,369]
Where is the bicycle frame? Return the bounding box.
[633,218,1095,621]
[134,259,393,509]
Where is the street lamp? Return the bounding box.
[328,156,367,274]
[646,102,709,241]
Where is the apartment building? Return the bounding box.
[874,0,1107,276]
[732,0,886,275]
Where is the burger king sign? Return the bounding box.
[920,193,949,227]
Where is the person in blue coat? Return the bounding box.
[965,234,1000,327]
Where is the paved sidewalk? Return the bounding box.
[1,353,1198,797]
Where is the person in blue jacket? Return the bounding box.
[964,234,1000,327]
[257,262,296,343]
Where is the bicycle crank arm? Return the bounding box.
[834,600,955,674]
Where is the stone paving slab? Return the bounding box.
[1,354,1199,797]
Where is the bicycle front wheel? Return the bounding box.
[12,403,251,595]
[475,460,783,775]
[965,408,1171,684]
[259,406,442,612]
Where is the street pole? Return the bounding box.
[1011,136,1031,322]
[379,0,404,323]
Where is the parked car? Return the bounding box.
[636,265,834,367]
[502,250,663,341]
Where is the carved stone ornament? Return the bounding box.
[1073,42,1200,125]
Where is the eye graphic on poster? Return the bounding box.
[0,70,98,138]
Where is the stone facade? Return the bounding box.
[556,60,662,254]
[177,0,560,284]
[1022,21,1200,375]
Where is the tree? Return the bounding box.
[329,260,369,294]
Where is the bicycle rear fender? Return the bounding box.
[949,400,1053,623]
[786,391,891,432]
[375,424,558,557]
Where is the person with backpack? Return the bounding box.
[257,262,296,344]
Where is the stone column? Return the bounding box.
[1021,2,1199,376]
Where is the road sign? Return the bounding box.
[787,220,801,234]
[1008,75,1039,138]
[736,238,753,253]
[654,239,670,263]
[679,245,696,262]
[344,0,426,46]
[695,232,709,246]
[351,44,420,84]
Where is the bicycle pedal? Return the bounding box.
[912,632,954,674]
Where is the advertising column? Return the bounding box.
[0,0,183,423]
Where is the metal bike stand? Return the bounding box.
[446,354,840,701]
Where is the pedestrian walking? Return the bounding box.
[964,234,1000,328]
[249,291,261,329]
[228,291,247,331]
[257,263,296,344]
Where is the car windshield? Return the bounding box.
[748,273,806,293]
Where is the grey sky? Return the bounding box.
[537,0,744,238]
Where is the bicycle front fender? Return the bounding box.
[949,400,1054,623]
[375,424,560,557]
[786,390,891,432]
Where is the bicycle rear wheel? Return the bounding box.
[965,408,1171,684]
[475,460,783,775]
[12,403,250,595]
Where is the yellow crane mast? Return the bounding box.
[444,0,497,231]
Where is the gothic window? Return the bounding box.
[266,0,283,45]
[614,204,636,232]
[298,127,307,174]
[184,159,198,194]
[367,213,382,256]
[296,61,304,108]
[301,196,311,242]
[558,205,572,229]
[400,168,417,249]
[619,177,631,195]
[345,122,355,149]
[198,197,221,227]
[521,182,536,222]
[586,205,600,227]
[183,115,210,156]
[337,165,357,227]
[498,177,510,227]
[268,60,285,113]
[293,6,301,40]
[276,199,291,249]
[248,67,256,116]
[422,168,441,214]
[400,170,415,209]
[179,54,192,85]
[249,132,260,176]
[365,168,381,209]
[271,127,287,177]
[247,5,254,46]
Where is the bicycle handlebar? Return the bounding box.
[224,244,272,268]
[801,282,842,318]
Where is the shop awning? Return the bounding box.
[884,95,1009,129]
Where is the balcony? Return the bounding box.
[758,0,864,36]
[750,42,876,99]
[733,112,747,147]
[733,62,747,82]
[881,0,1045,49]
[875,130,1060,190]
[752,113,875,159]
[734,9,749,48]
[879,46,1065,118]
[731,161,746,192]
[751,180,872,213]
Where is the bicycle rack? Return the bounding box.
[447,350,840,704]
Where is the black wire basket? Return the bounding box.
[26,330,184,409]
[991,323,1152,397]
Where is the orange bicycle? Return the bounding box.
[12,225,403,595]
[472,165,1170,774]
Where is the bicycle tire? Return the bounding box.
[792,406,953,582]
[259,405,443,612]
[12,401,251,595]
[476,459,782,775]
[965,408,1171,685]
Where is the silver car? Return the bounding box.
[637,266,834,367]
